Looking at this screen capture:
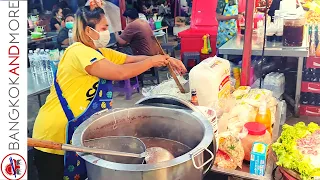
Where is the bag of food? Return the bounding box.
[214,150,238,170]
[242,89,273,107]
[215,132,245,169]
[232,86,251,99]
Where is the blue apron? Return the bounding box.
[216,1,238,48]
[53,60,113,180]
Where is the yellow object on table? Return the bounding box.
[201,34,209,54]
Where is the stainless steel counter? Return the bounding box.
[218,34,309,116]
[219,34,309,57]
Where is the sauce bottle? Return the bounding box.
[191,89,199,106]
[255,101,272,135]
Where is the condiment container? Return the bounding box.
[240,122,271,161]
[282,15,305,47]
[249,142,268,176]
[255,101,272,135]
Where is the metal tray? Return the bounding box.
[210,103,283,179]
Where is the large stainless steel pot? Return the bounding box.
[72,96,216,180]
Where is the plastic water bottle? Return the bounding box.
[33,49,42,77]
[45,49,53,82]
[45,49,51,71]
[68,29,73,45]
[39,49,47,78]
[28,50,36,76]
[280,100,287,125]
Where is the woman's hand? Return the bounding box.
[168,57,187,75]
[149,55,169,67]
[61,20,65,28]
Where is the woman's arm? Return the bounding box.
[54,23,61,31]
[125,55,150,63]
[86,55,168,81]
[125,55,187,74]
[61,39,69,45]
[57,29,69,45]
[216,14,238,21]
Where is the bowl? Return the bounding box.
[31,32,43,39]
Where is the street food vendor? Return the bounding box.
[216,0,241,48]
[32,1,187,180]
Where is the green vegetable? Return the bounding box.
[272,122,320,180]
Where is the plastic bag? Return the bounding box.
[242,89,273,107]
[214,150,238,170]
[232,86,251,99]
[215,132,245,169]
[141,76,190,101]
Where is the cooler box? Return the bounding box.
[178,0,219,67]
[179,28,217,58]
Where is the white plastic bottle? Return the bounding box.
[45,49,51,71]
[33,49,41,76]
[68,29,73,45]
[28,50,36,76]
[39,49,47,77]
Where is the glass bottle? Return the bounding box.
[191,89,199,106]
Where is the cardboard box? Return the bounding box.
[250,142,268,176]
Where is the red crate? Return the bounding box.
[301,81,320,94]
[300,105,320,117]
[306,56,320,69]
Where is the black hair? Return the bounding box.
[123,8,139,20]
[62,8,72,18]
[64,13,74,19]
[52,7,62,17]
[76,6,105,29]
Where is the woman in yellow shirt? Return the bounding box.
[32,1,186,180]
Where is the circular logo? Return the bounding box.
[1,153,27,180]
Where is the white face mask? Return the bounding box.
[89,27,111,48]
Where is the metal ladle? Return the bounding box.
[28,137,174,164]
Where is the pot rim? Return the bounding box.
[72,106,214,171]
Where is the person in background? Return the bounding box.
[60,8,73,28]
[57,14,75,47]
[32,1,187,180]
[216,0,241,48]
[116,8,156,56]
[134,0,148,21]
[268,0,281,22]
[50,7,63,31]
[62,7,73,17]
[58,0,70,9]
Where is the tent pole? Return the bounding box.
[241,0,255,85]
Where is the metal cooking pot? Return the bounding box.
[72,96,216,180]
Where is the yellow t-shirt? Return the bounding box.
[32,42,127,155]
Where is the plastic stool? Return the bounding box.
[161,43,176,57]
[182,52,201,68]
[113,77,140,100]
[140,68,160,87]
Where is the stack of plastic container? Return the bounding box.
[263,72,285,99]
[28,48,55,83]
